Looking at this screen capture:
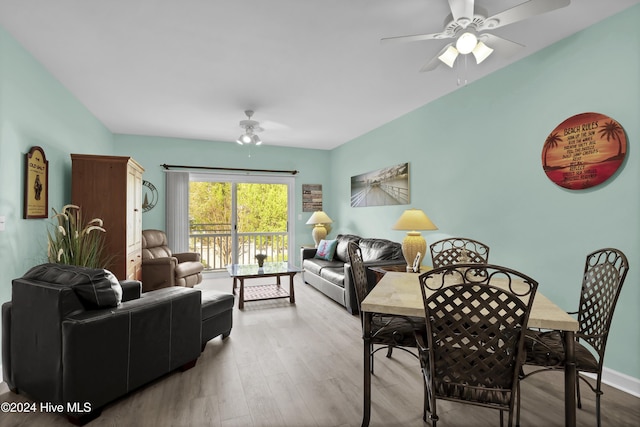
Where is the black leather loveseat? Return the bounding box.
[1,263,203,425]
[301,234,405,314]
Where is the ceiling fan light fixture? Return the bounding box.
[236,109,265,145]
[237,133,252,144]
[455,32,478,55]
[438,45,459,68]
[472,41,493,64]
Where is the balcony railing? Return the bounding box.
[189,223,289,271]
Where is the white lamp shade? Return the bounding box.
[472,41,494,64]
[306,211,333,225]
[438,45,459,68]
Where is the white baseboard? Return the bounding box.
[583,367,640,398]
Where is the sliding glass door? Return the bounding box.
[188,174,294,270]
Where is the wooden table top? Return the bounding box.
[361,271,579,332]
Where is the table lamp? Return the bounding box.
[392,208,437,272]
[306,211,333,247]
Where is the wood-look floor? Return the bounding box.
[1,274,639,427]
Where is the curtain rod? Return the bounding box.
[161,163,299,175]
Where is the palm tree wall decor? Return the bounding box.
[541,112,627,190]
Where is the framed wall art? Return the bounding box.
[24,146,49,219]
[302,184,323,212]
[542,112,627,190]
[350,162,409,207]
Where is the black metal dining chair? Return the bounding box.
[417,264,538,427]
[347,241,422,373]
[520,248,629,427]
[429,237,490,268]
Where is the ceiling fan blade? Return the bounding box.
[447,0,475,23]
[480,0,570,30]
[420,56,443,72]
[480,33,525,58]
[261,119,290,131]
[381,31,449,44]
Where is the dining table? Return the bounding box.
[360,270,580,427]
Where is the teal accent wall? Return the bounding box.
[331,6,639,379]
[0,26,113,307]
[113,134,331,264]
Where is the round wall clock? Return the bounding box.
[142,180,159,212]
[542,112,627,190]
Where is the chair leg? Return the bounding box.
[386,345,393,358]
[429,406,439,427]
[596,392,602,427]
[370,342,375,374]
[576,373,582,409]
[516,380,521,427]
[595,374,603,427]
[499,409,504,427]
[424,376,438,426]
[422,373,428,422]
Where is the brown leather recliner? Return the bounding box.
[142,229,204,292]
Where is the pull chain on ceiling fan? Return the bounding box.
[236,110,263,145]
[382,0,571,72]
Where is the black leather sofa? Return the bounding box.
[301,234,406,314]
[1,264,206,425]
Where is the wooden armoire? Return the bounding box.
[71,154,145,280]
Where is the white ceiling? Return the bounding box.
[0,0,637,150]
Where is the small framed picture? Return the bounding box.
[302,184,323,212]
[24,146,49,219]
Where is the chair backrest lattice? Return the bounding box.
[577,248,629,357]
[418,264,538,410]
[430,237,490,269]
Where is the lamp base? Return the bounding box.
[402,232,426,273]
[311,225,327,247]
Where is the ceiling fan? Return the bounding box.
[382,0,571,71]
[236,110,263,145]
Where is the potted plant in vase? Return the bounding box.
[47,204,111,268]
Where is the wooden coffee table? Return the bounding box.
[227,262,301,309]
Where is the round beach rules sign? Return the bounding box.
[542,112,627,190]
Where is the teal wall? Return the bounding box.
[331,7,639,379]
[0,26,114,306]
[0,5,638,382]
[113,134,331,263]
